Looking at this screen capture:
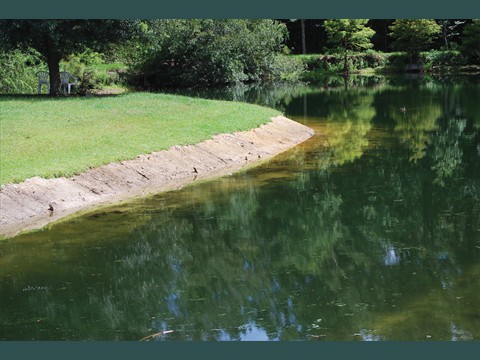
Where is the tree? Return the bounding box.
[116,20,163,88]
[0,20,140,95]
[437,20,466,50]
[324,19,375,73]
[389,19,441,62]
[369,19,395,52]
[461,19,480,64]
[130,19,289,88]
[301,19,307,54]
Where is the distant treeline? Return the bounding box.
[281,19,474,54]
[1,19,479,94]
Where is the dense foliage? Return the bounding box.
[0,48,43,93]
[121,19,301,88]
[0,19,479,94]
[0,20,140,94]
[461,20,480,64]
[282,19,472,54]
[389,19,442,60]
[324,19,375,72]
[60,50,126,94]
[0,48,125,95]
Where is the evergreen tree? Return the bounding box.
[389,19,441,62]
[324,19,375,73]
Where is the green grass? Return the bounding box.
[0,92,281,185]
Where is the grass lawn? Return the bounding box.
[0,92,281,185]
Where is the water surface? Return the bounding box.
[1,75,479,340]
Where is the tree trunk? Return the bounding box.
[143,71,148,89]
[383,20,389,52]
[442,22,449,49]
[301,19,307,54]
[343,39,348,73]
[47,47,61,95]
[342,73,349,90]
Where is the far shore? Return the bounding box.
[0,116,314,239]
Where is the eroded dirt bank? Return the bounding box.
[0,116,314,239]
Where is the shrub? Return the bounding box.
[419,50,466,67]
[0,48,44,94]
[61,52,101,94]
[297,52,388,77]
[126,19,292,88]
[381,52,409,71]
[295,54,325,70]
[269,55,306,82]
[349,52,388,70]
[60,50,125,93]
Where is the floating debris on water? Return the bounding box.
[139,330,174,341]
[22,286,48,292]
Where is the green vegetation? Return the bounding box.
[0,20,140,94]
[295,52,387,82]
[0,47,128,95]
[295,49,476,83]
[0,92,280,184]
[1,19,479,185]
[389,19,442,61]
[295,19,479,80]
[1,19,479,95]
[119,19,302,88]
[60,50,128,94]
[323,19,375,73]
[0,48,44,93]
[461,20,480,63]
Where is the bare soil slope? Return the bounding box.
[0,116,314,238]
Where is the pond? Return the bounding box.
[0,75,479,341]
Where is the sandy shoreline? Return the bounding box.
[0,116,314,239]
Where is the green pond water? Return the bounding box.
[1,75,479,341]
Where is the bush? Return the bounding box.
[341,53,388,70]
[381,52,409,71]
[61,50,126,94]
[126,19,292,88]
[419,50,466,67]
[294,54,324,70]
[269,55,306,82]
[298,49,471,79]
[296,52,388,77]
[0,48,44,94]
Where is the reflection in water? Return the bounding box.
[0,76,479,341]
[382,243,401,266]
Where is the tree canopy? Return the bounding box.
[389,19,442,60]
[461,19,480,64]
[324,19,375,73]
[0,19,478,94]
[121,19,291,88]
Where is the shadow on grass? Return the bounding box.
[0,92,128,100]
